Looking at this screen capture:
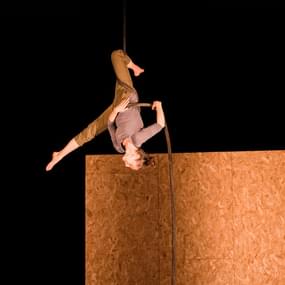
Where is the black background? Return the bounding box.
[2,1,284,283]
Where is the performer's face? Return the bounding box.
[122,148,142,170]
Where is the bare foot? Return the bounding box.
[133,65,144,77]
[128,61,144,77]
[46,151,60,171]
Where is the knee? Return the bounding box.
[111,49,124,60]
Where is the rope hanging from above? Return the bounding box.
[123,0,127,52]
[121,3,176,284]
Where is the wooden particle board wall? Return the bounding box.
[86,151,285,285]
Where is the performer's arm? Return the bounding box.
[109,97,130,123]
[152,101,165,128]
[131,101,165,147]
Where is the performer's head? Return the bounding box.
[122,139,154,170]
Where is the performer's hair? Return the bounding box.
[137,148,155,167]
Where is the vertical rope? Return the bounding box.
[164,123,176,285]
[123,0,127,52]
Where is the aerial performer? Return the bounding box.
[45,49,165,171]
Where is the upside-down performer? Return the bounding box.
[45,49,165,171]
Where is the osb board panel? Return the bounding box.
[86,155,160,285]
[157,154,173,285]
[163,153,234,285]
[232,151,285,285]
[86,151,285,285]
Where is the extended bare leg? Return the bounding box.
[45,138,79,171]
